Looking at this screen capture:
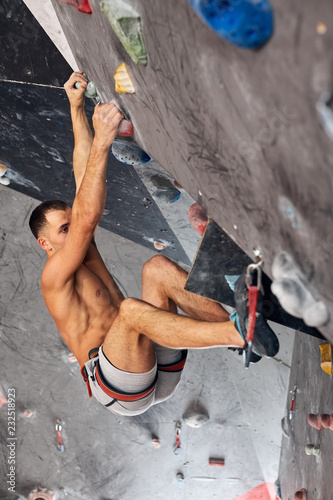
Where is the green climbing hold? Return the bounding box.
[100,0,147,65]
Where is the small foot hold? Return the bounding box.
[0,163,10,186]
[152,188,181,203]
[294,488,307,500]
[187,0,274,49]
[60,0,92,14]
[100,0,147,65]
[114,63,135,94]
[319,343,332,374]
[176,472,184,482]
[307,414,322,431]
[320,414,333,429]
[154,240,168,250]
[28,486,56,500]
[271,252,329,327]
[0,384,8,407]
[152,436,160,448]
[188,202,208,235]
[111,139,151,165]
[304,444,321,456]
[23,409,34,418]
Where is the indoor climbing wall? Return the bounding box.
[43,0,333,341]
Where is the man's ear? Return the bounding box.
[37,236,52,252]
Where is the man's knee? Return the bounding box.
[142,255,173,281]
[118,297,142,324]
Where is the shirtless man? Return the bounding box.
[29,72,277,416]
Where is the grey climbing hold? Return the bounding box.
[305,444,321,456]
[152,188,181,204]
[176,472,184,482]
[74,80,98,99]
[271,252,329,328]
[316,91,333,142]
[111,139,151,165]
[100,0,147,65]
[182,402,209,428]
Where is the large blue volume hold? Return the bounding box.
[188,0,273,49]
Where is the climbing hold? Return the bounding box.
[182,402,209,428]
[209,457,225,466]
[114,63,135,94]
[187,0,274,49]
[294,489,307,500]
[118,119,134,137]
[0,384,8,407]
[111,139,151,165]
[320,414,333,429]
[67,352,77,363]
[176,472,185,482]
[271,252,329,327]
[152,436,160,447]
[0,163,10,186]
[74,80,98,99]
[319,343,332,374]
[316,91,333,142]
[100,0,147,65]
[307,414,322,431]
[304,444,321,456]
[316,21,327,35]
[59,0,92,14]
[23,409,34,418]
[173,180,183,190]
[188,202,208,235]
[28,486,56,500]
[154,239,168,250]
[152,188,181,203]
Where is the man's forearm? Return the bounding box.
[73,140,109,226]
[71,105,93,158]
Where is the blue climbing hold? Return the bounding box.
[111,139,151,166]
[188,0,274,49]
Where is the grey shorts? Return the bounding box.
[82,344,187,416]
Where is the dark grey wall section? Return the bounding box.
[0,82,190,265]
[49,0,333,340]
[0,0,71,85]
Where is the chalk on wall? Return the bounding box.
[187,0,274,49]
[59,0,92,14]
[100,0,148,65]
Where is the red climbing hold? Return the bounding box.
[307,414,322,431]
[59,0,92,14]
[117,119,134,137]
[188,202,208,236]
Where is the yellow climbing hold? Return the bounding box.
[319,343,332,374]
[114,63,135,94]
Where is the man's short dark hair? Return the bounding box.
[29,200,69,239]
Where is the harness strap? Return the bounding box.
[81,365,92,398]
[95,359,158,402]
[158,350,187,372]
[88,347,99,359]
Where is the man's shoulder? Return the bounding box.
[41,253,75,292]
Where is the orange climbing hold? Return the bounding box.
[294,489,307,500]
[59,0,92,14]
[114,63,135,94]
[188,202,208,236]
[307,414,322,431]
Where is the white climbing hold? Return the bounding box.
[182,402,209,428]
[271,252,329,327]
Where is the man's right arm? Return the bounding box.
[43,103,124,289]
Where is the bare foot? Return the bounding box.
[295,488,307,500]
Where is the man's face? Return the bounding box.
[43,207,72,252]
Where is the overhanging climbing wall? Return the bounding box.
[41,0,333,339]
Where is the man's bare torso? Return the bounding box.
[42,242,124,366]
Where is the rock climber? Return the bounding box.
[28,72,278,416]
